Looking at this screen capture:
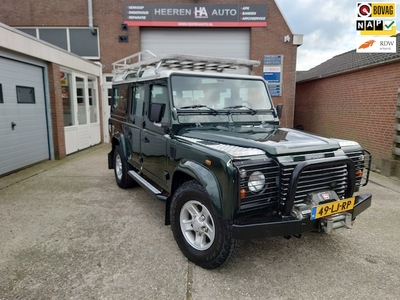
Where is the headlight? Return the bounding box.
[248,171,266,193]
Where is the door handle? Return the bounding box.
[144,137,150,143]
[11,122,16,130]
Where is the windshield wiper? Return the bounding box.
[223,105,258,115]
[179,105,218,115]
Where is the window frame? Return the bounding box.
[111,84,129,113]
[16,86,36,104]
[0,84,3,104]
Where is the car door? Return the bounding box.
[127,83,146,170]
[140,82,170,187]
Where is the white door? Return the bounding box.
[64,72,101,154]
[102,74,113,143]
[76,75,91,150]
[0,57,49,175]
[88,77,101,146]
[141,28,250,59]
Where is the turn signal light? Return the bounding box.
[240,189,246,198]
[355,169,363,177]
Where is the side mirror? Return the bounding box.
[276,104,283,119]
[149,103,165,123]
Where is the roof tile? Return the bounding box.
[297,34,400,82]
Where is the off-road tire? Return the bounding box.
[170,180,238,269]
[113,146,136,188]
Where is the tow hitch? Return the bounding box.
[320,212,352,234]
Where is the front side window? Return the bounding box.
[132,85,145,116]
[150,84,169,124]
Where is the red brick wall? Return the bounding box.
[0,0,298,128]
[295,62,400,175]
[249,1,298,127]
[47,62,66,159]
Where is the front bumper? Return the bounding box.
[232,193,372,240]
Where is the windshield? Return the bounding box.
[171,75,272,111]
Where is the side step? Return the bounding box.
[128,170,167,201]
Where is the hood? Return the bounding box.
[178,126,340,156]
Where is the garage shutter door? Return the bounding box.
[141,28,250,60]
[0,57,49,176]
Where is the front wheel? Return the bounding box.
[170,180,238,269]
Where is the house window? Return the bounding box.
[16,86,35,104]
[0,84,3,103]
[16,27,100,58]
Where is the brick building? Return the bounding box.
[0,24,101,176]
[295,34,400,177]
[0,0,301,176]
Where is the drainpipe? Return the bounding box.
[88,0,96,35]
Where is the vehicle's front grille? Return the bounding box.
[235,151,370,213]
[235,160,280,211]
[280,163,349,205]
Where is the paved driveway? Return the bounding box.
[1,144,400,299]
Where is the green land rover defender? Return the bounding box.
[108,51,372,269]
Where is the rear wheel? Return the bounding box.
[113,146,136,188]
[170,180,238,269]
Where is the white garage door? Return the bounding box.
[0,57,49,176]
[141,28,250,60]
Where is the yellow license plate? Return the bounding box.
[311,197,355,220]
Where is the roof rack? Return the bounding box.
[111,50,260,81]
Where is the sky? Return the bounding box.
[275,0,400,71]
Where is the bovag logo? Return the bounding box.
[357,3,396,18]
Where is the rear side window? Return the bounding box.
[112,85,128,112]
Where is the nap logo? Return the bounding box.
[357,19,396,35]
[357,3,396,18]
[356,19,383,30]
[194,7,208,18]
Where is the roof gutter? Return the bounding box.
[88,0,96,35]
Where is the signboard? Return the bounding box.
[263,66,281,83]
[124,3,267,27]
[267,84,281,97]
[356,2,397,52]
[263,55,283,65]
[263,55,283,97]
